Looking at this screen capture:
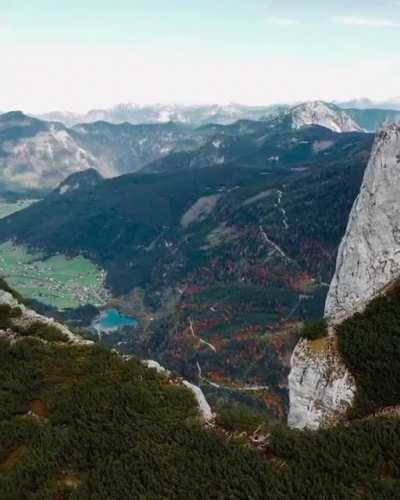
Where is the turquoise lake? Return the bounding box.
[96,308,138,331]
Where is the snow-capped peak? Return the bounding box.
[290,101,364,133]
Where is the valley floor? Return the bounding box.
[0,241,108,310]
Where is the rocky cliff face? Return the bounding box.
[325,124,400,324]
[288,338,355,430]
[288,123,400,429]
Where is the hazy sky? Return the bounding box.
[1,0,399,111]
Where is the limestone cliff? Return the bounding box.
[288,338,355,430]
[325,124,400,324]
[288,123,400,429]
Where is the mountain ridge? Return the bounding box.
[0,102,372,193]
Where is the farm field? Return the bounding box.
[0,241,107,309]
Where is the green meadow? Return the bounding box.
[0,241,107,309]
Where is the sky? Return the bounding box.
[0,0,399,112]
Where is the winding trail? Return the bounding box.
[189,318,216,353]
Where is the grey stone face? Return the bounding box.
[288,124,400,430]
[325,124,400,324]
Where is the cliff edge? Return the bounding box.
[288,124,400,429]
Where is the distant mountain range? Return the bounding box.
[343,108,400,132]
[36,103,285,128]
[337,97,400,110]
[0,101,381,193]
[31,99,400,127]
[0,111,111,195]
[0,112,203,193]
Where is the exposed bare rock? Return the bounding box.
[182,380,215,424]
[288,124,400,430]
[288,338,355,430]
[325,124,400,324]
[142,359,171,377]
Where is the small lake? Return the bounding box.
[94,308,138,333]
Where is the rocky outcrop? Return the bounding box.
[288,123,400,429]
[182,380,215,424]
[288,338,355,430]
